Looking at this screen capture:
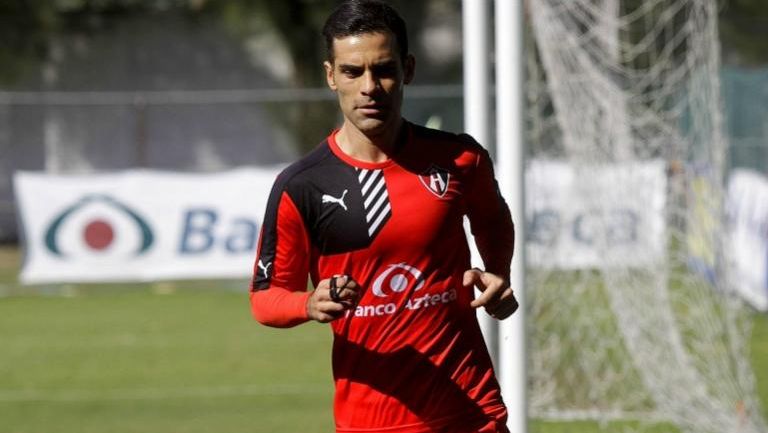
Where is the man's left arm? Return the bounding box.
[464,144,519,319]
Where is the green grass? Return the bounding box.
[0,247,335,433]
[1,246,766,433]
[0,287,335,433]
[753,312,768,420]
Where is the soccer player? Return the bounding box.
[249,1,518,432]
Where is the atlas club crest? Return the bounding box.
[418,165,451,198]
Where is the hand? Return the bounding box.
[463,268,518,320]
[306,274,360,323]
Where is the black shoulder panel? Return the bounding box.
[410,123,484,151]
[252,142,335,290]
[254,141,390,290]
[284,153,381,255]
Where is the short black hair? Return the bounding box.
[322,0,409,63]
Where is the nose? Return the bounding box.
[361,70,379,95]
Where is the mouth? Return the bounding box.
[357,103,387,116]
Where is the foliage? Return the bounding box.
[719,0,768,66]
[195,0,432,152]
[0,0,195,85]
[199,0,346,151]
[0,0,439,152]
[0,0,55,85]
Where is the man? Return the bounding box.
[249,1,518,432]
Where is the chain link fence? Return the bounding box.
[0,85,464,242]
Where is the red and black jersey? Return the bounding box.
[250,122,514,433]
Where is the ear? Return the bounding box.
[403,54,416,85]
[324,61,337,91]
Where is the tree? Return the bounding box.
[0,0,58,85]
[200,0,431,152]
[0,1,443,154]
[718,0,768,66]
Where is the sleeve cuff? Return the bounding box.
[250,287,311,328]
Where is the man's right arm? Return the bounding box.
[249,188,312,328]
[249,176,361,327]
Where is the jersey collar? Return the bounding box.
[327,123,412,170]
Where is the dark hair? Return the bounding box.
[322,0,409,63]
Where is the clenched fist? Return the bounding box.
[307,274,360,323]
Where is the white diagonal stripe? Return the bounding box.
[361,170,380,195]
[356,168,390,237]
[368,203,391,236]
[366,189,389,222]
[364,177,386,208]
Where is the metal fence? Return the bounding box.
[2,67,766,244]
[0,85,465,242]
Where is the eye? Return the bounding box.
[373,63,397,78]
[339,66,363,78]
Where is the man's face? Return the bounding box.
[324,32,415,138]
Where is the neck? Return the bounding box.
[335,119,405,163]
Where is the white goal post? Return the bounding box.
[464,0,768,432]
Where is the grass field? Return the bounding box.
[0,246,766,433]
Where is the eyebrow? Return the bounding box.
[338,63,363,72]
[337,59,398,70]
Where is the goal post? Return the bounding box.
[494,2,528,433]
[494,0,768,432]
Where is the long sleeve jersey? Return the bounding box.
[249,122,515,433]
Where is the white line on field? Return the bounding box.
[0,383,330,403]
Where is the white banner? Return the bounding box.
[526,160,666,269]
[14,168,282,284]
[16,161,667,283]
[726,169,768,311]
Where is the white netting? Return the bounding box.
[524,0,766,431]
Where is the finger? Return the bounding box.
[339,277,360,294]
[312,309,336,323]
[340,277,358,291]
[316,300,347,316]
[314,310,344,323]
[308,300,345,323]
[309,285,350,307]
[463,269,484,288]
[470,280,505,308]
[336,289,359,306]
[332,274,359,287]
[312,286,332,302]
[316,278,332,292]
[331,274,349,290]
[334,280,358,298]
[330,274,349,302]
[329,276,342,302]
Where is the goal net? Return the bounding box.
[523,0,766,432]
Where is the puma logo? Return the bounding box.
[322,189,349,211]
[257,259,272,278]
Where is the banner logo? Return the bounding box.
[44,195,154,257]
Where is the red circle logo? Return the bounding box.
[83,219,114,251]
